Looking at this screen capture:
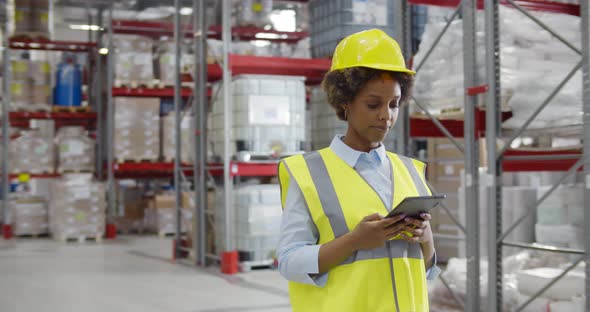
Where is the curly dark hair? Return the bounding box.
[321,67,414,121]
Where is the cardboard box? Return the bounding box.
[12,197,49,236]
[427,138,487,164]
[10,130,54,173]
[155,194,176,209]
[114,97,160,161]
[48,174,106,240]
[56,127,95,173]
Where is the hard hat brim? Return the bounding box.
[330,64,416,75]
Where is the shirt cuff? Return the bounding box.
[425,252,441,281]
[278,244,329,287]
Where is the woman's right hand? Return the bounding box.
[349,213,407,251]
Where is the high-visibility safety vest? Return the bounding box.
[278,148,432,312]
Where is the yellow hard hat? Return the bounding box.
[330,29,415,75]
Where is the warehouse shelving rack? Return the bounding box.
[175,0,334,270]
[403,0,587,310]
[1,7,100,239]
[400,1,484,310]
[100,1,327,252]
[481,0,588,311]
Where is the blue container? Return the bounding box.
[53,53,82,107]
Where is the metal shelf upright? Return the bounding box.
[482,0,588,311]
[401,1,483,309]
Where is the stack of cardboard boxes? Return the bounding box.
[144,193,192,236]
[114,98,160,162]
[55,126,95,173]
[114,185,146,234]
[113,35,154,86]
[156,40,194,86]
[161,114,195,163]
[426,138,486,261]
[10,130,54,173]
[48,174,106,241]
[12,0,50,37]
[11,197,49,236]
[182,190,216,255]
[11,58,51,111]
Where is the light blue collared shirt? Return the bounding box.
[277,135,440,286]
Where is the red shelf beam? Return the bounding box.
[9,38,97,52]
[8,173,62,179]
[113,162,278,178]
[111,20,309,43]
[8,111,97,129]
[112,87,194,98]
[207,55,331,85]
[502,148,582,172]
[408,0,580,16]
[208,162,278,177]
[410,109,513,138]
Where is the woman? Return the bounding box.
[277,29,440,312]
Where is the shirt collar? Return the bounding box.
[328,135,387,168]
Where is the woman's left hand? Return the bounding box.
[399,213,433,244]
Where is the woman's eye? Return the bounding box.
[389,103,400,109]
[367,103,379,109]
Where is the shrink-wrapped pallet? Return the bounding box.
[56,126,95,173]
[10,130,54,173]
[114,97,160,162]
[49,174,106,241]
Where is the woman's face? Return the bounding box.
[345,73,401,148]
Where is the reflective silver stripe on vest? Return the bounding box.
[304,151,350,238]
[398,155,430,196]
[342,240,423,264]
[303,151,423,263]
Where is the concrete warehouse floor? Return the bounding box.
[0,236,291,312]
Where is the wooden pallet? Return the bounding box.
[10,32,51,41]
[56,168,95,174]
[16,233,49,238]
[114,79,159,89]
[158,231,188,239]
[13,106,52,113]
[10,169,54,175]
[162,157,192,165]
[52,105,91,113]
[115,158,159,164]
[58,235,103,243]
[156,81,195,89]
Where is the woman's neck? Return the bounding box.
[342,128,380,153]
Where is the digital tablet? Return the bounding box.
[385,195,446,219]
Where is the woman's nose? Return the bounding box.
[378,104,391,121]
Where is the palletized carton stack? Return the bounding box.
[11,59,51,111]
[48,174,106,241]
[161,114,194,163]
[55,126,95,173]
[112,35,154,85]
[114,98,160,162]
[10,130,54,173]
[144,193,192,236]
[182,190,216,254]
[156,40,194,86]
[426,138,486,261]
[114,184,146,234]
[12,0,50,37]
[11,197,49,236]
[535,184,584,250]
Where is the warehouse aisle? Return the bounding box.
[0,237,291,312]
